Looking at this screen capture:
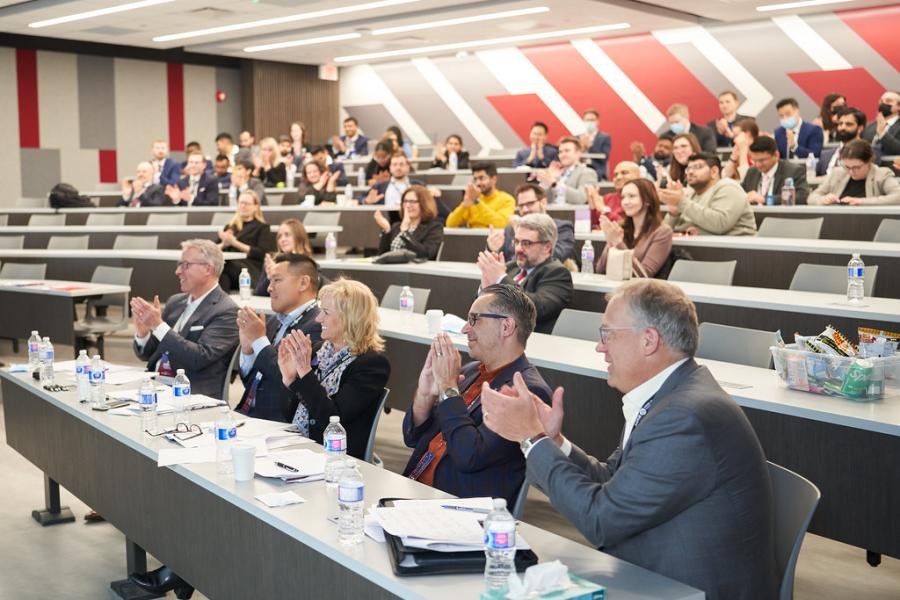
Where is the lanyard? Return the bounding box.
[629,396,655,435]
[274,302,315,345]
[408,383,483,480]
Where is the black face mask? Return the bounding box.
[835,130,857,143]
[879,103,893,118]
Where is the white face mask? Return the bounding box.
[583,120,597,134]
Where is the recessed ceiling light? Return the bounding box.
[244,33,362,53]
[29,0,175,28]
[371,6,550,36]
[153,0,422,43]
[334,22,631,63]
[756,0,852,12]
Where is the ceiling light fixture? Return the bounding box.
[755,0,852,12]
[29,0,175,28]
[334,22,631,63]
[244,32,362,53]
[371,6,550,36]
[153,0,422,43]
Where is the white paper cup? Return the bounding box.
[231,444,256,482]
[304,194,315,205]
[426,309,444,335]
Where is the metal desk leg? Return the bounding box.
[30,475,75,526]
[109,539,163,600]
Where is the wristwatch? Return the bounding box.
[519,432,548,455]
[438,387,459,404]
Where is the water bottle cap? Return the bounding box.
[219,405,229,413]
[31,330,38,335]
[92,354,101,359]
[177,369,185,374]
[42,336,50,342]
[852,253,860,258]
[330,415,340,423]
[492,498,506,509]
[79,349,87,355]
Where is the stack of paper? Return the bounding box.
[255,449,325,482]
[107,389,223,416]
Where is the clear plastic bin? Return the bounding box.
[771,344,900,402]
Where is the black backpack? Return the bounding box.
[48,183,92,208]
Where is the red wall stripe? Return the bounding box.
[16,48,40,149]
[166,63,185,152]
[98,150,118,183]
[788,68,885,124]
[838,6,900,73]
[486,93,569,146]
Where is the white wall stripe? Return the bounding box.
[653,26,773,116]
[410,57,503,156]
[570,38,667,132]
[339,64,431,145]
[476,47,583,135]
[770,15,852,71]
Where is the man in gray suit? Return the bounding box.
[481,279,778,599]
[534,136,598,204]
[130,239,239,399]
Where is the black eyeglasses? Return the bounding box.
[467,312,508,327]
[516,199,540,213]
[145,422,203,439]
[513,238,548,249]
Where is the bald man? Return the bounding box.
[120,162,166,207]
[588,161,641,228]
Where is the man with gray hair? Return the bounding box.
[130,239,239,399]
[477,212,573,334]
[481,279,778,599]
[119,161,165,207]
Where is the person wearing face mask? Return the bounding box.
[817,107,875,177]
[812,93,846,145]
[513,121,559,168]
[741,136,810,205]
[579,109,612,180]
[809,139,900,205]
[862,91,900,155]
[707,91,750,148]
[430,134,470,170]
[774,97,823,159]
[666,104,717,153]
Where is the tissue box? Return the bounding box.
[479,575,605,600]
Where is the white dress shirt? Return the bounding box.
[757,162,779,196]
[384,178,410,208]
[134,283,219,349]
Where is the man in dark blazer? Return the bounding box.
[119,162,165,207]
[169,151,220,206]
[477,213,574,334]
[403,284,552,506]
[862,91,900,155]
[130,239,239,399]
[487,184,575,263]
[666,103,717,153]
[331,116,369,158]
[482,279,778,600]
[150,139,182,187]
[580,109,612,180]
[513,121,559,168]
[774,97,823,159]
[707,90,749,148]
[235,255,322,421]
[742,136,810,205]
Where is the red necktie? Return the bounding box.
[514,269,527,286]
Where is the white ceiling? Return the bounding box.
[0,0,894,65]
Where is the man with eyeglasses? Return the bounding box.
[480,279,778,600]
[130,239,239,399]
[741,136,809,205]
[477,213,573,334]
[402,284,552,507]
[486,183,576,263]
[659,152,757,236]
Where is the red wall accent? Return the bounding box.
[166,63,185,151]
[838,6,900,72]
[98,149,118,183]
[16,48,40,149]
[788,67,886,123]
[486,93,569,146]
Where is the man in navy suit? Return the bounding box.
[331,116,369,158]
[403,284,552,506]
[150,139,182,186]
[513,122,559,168]
[774,97,823,159]
[580,109,612,180]
[235,255,322,422]
[168,151,220,206]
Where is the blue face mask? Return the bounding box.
[780,116,798,130]
[669,122,685,135]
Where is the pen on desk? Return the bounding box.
[441,505,491,514]
[275,461,299,472]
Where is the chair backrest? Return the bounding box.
[511,481,529,520]
[697,322,778,369]
[551,308,604,341]
[221,347,242,405]
[113,235,159,250]
[768,461,820,600]
[86,213,126,226]
[434,241,445,261]
[668,259,737,286]
[90,265,133,286]
[28,213,66,226]
[47,235,90,250]
[790,263,878,295]
[758,217,823,240]
[380,284,430,314]
[267,194,284,206]
[303,211,341,227]
[16,197,45,207]
[146,212,188,226]
[0,236,25,249]
[364,388,390,464]
[0,214,8,226]
[210,212,232,226]
[873,218,900,243]
[0,262,47,279]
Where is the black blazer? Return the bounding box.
[689,122,718,153]
[284,350,390,459]
[430,151,470,170]
[502,258,574,334]
[402,354,551,506]
[177,173,219,206]
[119,183,165,207]
[741,159,810,205]
[297,182,337,205]
[863,119,900,155]
[707,114,750,148]
[223,219,276,274]
[260,163,287,188]
[377,220,444,260]
[235,305,322,422]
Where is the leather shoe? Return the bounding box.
[129,565,194,599]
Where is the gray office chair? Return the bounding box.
[696,322,778,369]
[668,259,737,286]
[73,266,133,356]
[768,461,820,600]
[790,263,878,296]
[0,262,47,279]
[210,212,232,226]
[364,388,391,466]
[511,481,529,520]
[221,347,242,406]
[114,235,159,250]
[0,236,25,249]
[146,212,188,226]
[758,217,824,240]
[381,285,430,314]
[28,213,66,226]
[0,214,8,226]
[304,212,341,250]
[267,194,284,206]
[551,308,604,342]
[47,235,90,250]
[16,197,46,208]
[86,213,126,226]
[873,218,900,243]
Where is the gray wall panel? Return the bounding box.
[77,54,116,149]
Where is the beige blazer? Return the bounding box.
[808,165,900,205]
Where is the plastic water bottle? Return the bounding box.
[847,253,865,304]
[580,240,594,274]
[239,268,252,302]
[38,337,55,385]
[554,183,566,205]
[805,154,818,181]
[139,375,158,435]
[173,369,191,423]
[215,406,237,475]
[484,498,517,592]
[27,330,41,370]
[323,416,347,486]
[325,232,337,261]
[228,185,238,206]
[356,168,366,187]
[75,349,91,402]
[399,285,415,313]
[781,177,796,206]
[89,354,106,409]
[344,183,353,205]
[338,458,365,546]
[448,152,459,170]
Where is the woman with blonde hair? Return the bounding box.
[218,190,275,290]
[279,278,390,458]
[255,136,287,187]
[255,218,313,296]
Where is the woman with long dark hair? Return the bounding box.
[813,93,846,144]
[668,133,701,186]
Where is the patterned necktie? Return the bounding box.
[514,269,528,286]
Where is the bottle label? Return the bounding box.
[399,298,412,309]
[76,365,86,375]
[325,436,346,452]
[90,369,104,382]
[217,426,237,441]
[174,385,191,397]
[848,266,864,278]
[338,484,364,503]
[29,342,39,353]
[139,392,156,406]
[485,530,516,549]
[240,275,251,286]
